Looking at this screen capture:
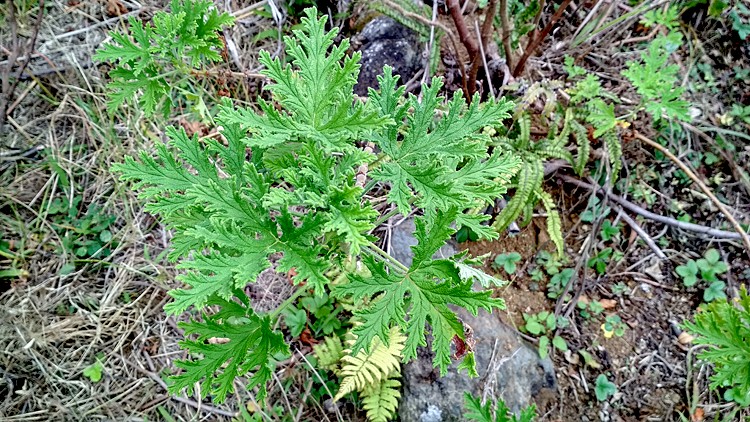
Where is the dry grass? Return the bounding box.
[0,0,304,420]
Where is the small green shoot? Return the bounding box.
[522,311,568,358]
[602,315,626,338]
[83,356,105,383]
[493,252,522,275]
[464,392,537,422]
[594,374,617,401]
[676,249,729,302]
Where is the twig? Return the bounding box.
[513,0,573,77]
[467,0,498,96]
[54,9,143,40]
[633,131,750,257]
[613,204,667,259]
[681,122,750,197]
[558,174,745,241]
[447,0,479,60]
[474,22,494,98]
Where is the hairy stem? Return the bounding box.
[364,244,410,273]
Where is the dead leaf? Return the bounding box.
[564,350,580,365]
[644,259,664,282]
[599,299,617,310]
[691,408,704,422]
[106,0,127,17]
[299,328,318,347]
[678,332,695,345]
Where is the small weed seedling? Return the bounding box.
[522,311,568,358]
[594,374,617,401]
[676,249,728,302]
[464,391,537,422]
[602,315,627,338]
[493,252,522,275]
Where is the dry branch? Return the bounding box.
[558,174,746,242]
[633,131,750,257]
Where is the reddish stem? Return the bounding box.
[513,0,573,77]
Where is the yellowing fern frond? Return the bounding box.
[537,189,564,257]
[313,335,345,373]
[334,326,405,401]
[362,377,401,422]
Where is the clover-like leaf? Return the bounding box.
[595,374,617,401]
[676,260,699,287]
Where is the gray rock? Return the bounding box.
[353,17,422,96]
[399,308,556,421]
[389,218,557,421]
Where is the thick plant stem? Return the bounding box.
[513,0,573,77]
[499,0,513,70]
[447,0,479,61]
[633,131,750,257]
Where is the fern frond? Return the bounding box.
[334,326,405,401]
[493,158,543,232]
[537,189,564,257]
[602,130,622,182]
[313,335,345,373]
[516,114,531,150]
[362,377,401,422]
[571,120,590,175]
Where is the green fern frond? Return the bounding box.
[493,158,543,232]
[571,120,590,175]
[537,189,564,257]
[313,335,345,373]
[551,108,573,150]
[602,130,622,181]
[362,377,401,422]
[334,326,405,401]
[516,114,531,150]
[534,144,573,163]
